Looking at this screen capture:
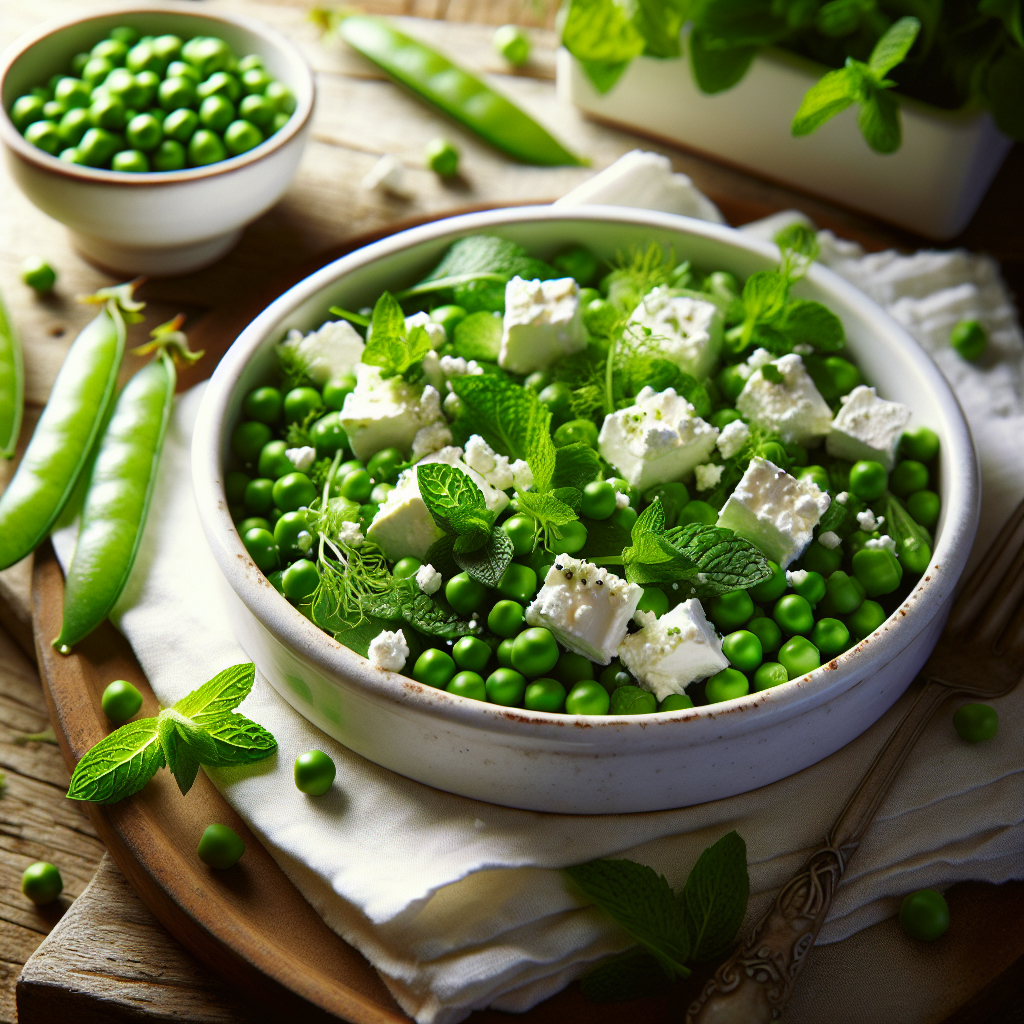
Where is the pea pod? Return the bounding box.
[55,317,201,651]
[329,15,586,167]
[0,289,23,459]
[0,283,143,571]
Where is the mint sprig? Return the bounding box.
[66,664,276,804]
[362,292,433,379]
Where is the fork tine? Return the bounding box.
[946,502,1024,634]
[995,597,1024,660]
[975,545,1024,647]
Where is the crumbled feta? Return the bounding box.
[367,446,509,561]
[362,154,406,195]
[617,600,729,702]
[464,434,514,490]
[280,319,364,386]
[368,628,409,671]
[716,419,750,459]
[499,277,586,374]
[865,535,897,554]
[736,353,833,444]
[747,348,774,370]
[411,421,453,461]
[415,563,442,595]
[615,491,630,510]
[404,311,447,350]
[285,446,316,472]
[525,555,643,665]
[627,287,722,380]
[597,386,719,491]
[836,491,850,505]
[340,364,445,460]
[443,391,462,418]
[716,456,831,568]
[826,385,911,470]
[818,530,841,550]
[440,354,483,379]
[511,460,534,491]
[786,569,809,588]
[337,520,364,548]
[857,509,883,532]
[695,463,724,491]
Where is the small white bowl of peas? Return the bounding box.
[0,2,314,276]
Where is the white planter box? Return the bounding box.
[557,45,1013,239]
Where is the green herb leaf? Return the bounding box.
[580,58,633,92]
[455,527,514,587]
[694,0,790,49]
[868,16,921,77]
[66,717,165,804]
[680,830,749,961]
[173,663,255,723]
[689,32,758,93]
[199,713,278,768]
[635,0,688,57]
[791,64,860,136]
[580,950,672,1003]
[817,498,847,535]
[362,292,434,377]
[665,523,772,596]
[417,462,486,531]
[981,44,1024,140]
[621,499,700,585]
[517,489,579,529]
[858,86,901,153]
[553,443,603,491]
[424,534,461,578]
[562,0,647,93]
[158,714,203,795]
[775,299,846,352]
[452,311,502,361]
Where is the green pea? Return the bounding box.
[747,560,784,603]
[82,57,114,86]
[274,511,313,560]
[424,137,459,176]
[565,679,610,715]
[447,670,487,701]
[642,482,690,528]
[167,60,201,83]
[852,547,902,596]
[707,409,740,432]
[537,382,572,421]
[21,256,57,293]
[900,536,932,575]
[393,556,422,579]
[242,385,282,424]
[802,540,843,577]
[183,36,233,77]
[628,588,666,620]
[58,146,84,164]
[241,67,273,95]
[553,651,594,686]
[198,71,241,103]
[163,107,198,143]
[797,465,830,492]
[501,514,535,556]
[824,356,862,397]
[849,460,888,501]
[824,570,865,615]
[101,679,144,723]
[452,636,491,672]
[242,527,279,573]
[496,637,515,668]
[92,38,128,65]
[71,53,91,76]
[556,520,588,554]
[511,627,559,677]
[745,615,782,653]
[659,693,694,711]
[197,94,234,133]
[243,477,273,514]
[232,420,272,463]
[492,23,532,66]
[810,617,850,657]
[846,598,885,640]
[488,600,525,638]
[270,111,290,133]
[705,667,749,703]
[790,570,826,606]
[265,81,297,114]
[188,128,226,166]
[581,480,617,521]
[898,889,949,941]
[413,648,456,688]
[258,439,292,479]
[952,702,998,743]
[52,77,89,110]
[225,471,250,505]
[900,426,940,463]
[58,106,92,146]
[197,823,245,869]
[778,635,820,677]
[307,412,346,460]
[677,499,717,526]
[890,460,929,497]
[237,516,270,535]
[553,418,599,449]
[135,70,161,107]
[446,572,488,616]
[370,482,394,505]
[323,375,356,410]
[336,458,364,477]
[497,564,537,604]
[158,76,197,113]
[610,684,657,715]
[366,446,403,483]
[282,558,319,601]
[112,149,149,173]
[11,94,46,131]
[238,93,276,130]
[273,472,316,512]
[25,119,62,154]
[722,629,762,670]
[224,119,264,156]
[104,68,145,109]
[125,112,162,151]
[907,490,940,530]
[110,26,140,45]
[284,386,323,422]
[42,100,66,121]
[430,305,467,334]
[238,54,265,73]
[294,750,336,795]
[773,594,814,635]
[708,590,754,632]
[950,319,987,361]
[753,661,788,690]
[524,677,565,712]
[340,469,372,502]
[486,667,527,705]
[716,364,748,404]
[21,861,63,905]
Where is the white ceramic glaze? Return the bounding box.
[193,207,980,814]
[0,3,314,276]
[556,47,1012,241]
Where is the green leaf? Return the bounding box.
[773,222,820,262]
[200,713,278,768]
[451,509,497,552]
[66,717,165,804]
[553,443,602,492]
[578,515,633,560]
[694,0,790,49]
[791,64,860,136]
[562,0,647,75]
[979,0,1023,47]
[455,527,514,587]
[868,17,921,78]
[775,299,846,352]
[680,830,749,961]
[884,493,930,550]
[817,499,847,535]
[517,489,579,528]
[980,44,1024,140]
[173,663,255,723]
[635,0,689,57]
[664,524,772,596]
[158,709,220,796]
[452,311,502,361]
[621,500,700,585]
[362,293,434,377]
[581,59,633,92]
[689,32,757,93]
[424,534,461,578]
[566,859,690,978]
[858,87,901,153]
[580,950,672,1003]
[741,271,789,323]
[417,462,486,533]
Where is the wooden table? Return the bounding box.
[1,1,1021,1021]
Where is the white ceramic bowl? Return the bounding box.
[193,207,979,814]
[0,2,314,276]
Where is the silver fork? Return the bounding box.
[687,501,1024,1024]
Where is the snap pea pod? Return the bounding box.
[0,283,143,571]
[54,317,201,652]
[0,289,23,459]
[332,15,586,167]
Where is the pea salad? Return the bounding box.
[228,227,941,717]
[8,25,296,172]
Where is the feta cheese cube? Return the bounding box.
[627,287,723,380]
[716,456,831,568]
[366,446,509,562]
[279,319,364,386]
[736,353,833,444]
[618,600,729,702]
[415,563,442,595]
[694,463,724,491]
[339,364,445,460]
[285,446,316,472]
[464,434,514,490]
[368,629,409,671]
[499,277,586,374]
[525,555,643,665]
[597,386,719,491]
[404,311,447,350]
[818,530,841,550]
[857,509,883,532]
[716,418,750,459]
[826,385,911,470]
[411,421,453,461]
[337,520,364,548]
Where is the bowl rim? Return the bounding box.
[0,0,315,186]
[193,205,980,741]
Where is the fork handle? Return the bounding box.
[685,677,952,1024]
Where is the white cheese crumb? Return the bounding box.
[836,491,850,505]
[404,311,447,350]
[338,520,365,548]
[368,628,409,671]
[818,530,841,550]
[716,419,751,459]
[279,319,364,386]
[411,421,453,461]
[615,491,630,509]
[285,446,316,472]
[415,563,442,595]
[626,287,723,380]
[694,463,724,491]
[747,347,774,370]
[736,352,833,444]
[786,569,809,588]
[465,434,514,490]
[857,509,883,532]
[865,535,897,554]
[362,154,407,195]
[511,460,534,491]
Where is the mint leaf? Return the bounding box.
[158,709,220,796]
[580,950,672,1003]
[452,311,502,361]
[621,500,700,585]
[424,534,461,578]
[200,714,278,768]
[518,489,579,528]
[695,0,790,49]
[417,462,486,532]
[566,859,690,978]
[451,509,497,552]
[362,292,433,377]
[980,45,1024,140]
[173,663,254,723]
[791,64,859,136]
[553,443,602,491]
[775,299,846,352]
[858,87,901,153]
[455,527,514,587]
[562,0,647,93]
[868,16,921,77]
[817,498,847,535]
[690,32,757,93]
[680,830,749,961]
[66,718,165,804]
[580,59,633,92]
[635,0,688,57]
[665,523,772,596]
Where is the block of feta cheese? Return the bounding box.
[464,434,514,490]
[498,276,586,374]
[597,386,719,491]
[525,555,643,665]
[279,319,364,385]
[716,456,831,568]
[628,287,723,380]
[367,446,509,561]
[826,385,911,469]
[716,418,751,459]
[403,311,447,350]
[368,628,409,671]
[618,600,729,702]
[736,353,833,444]
[339,364,445,461]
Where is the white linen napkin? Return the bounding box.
[51,154,1024,1024]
